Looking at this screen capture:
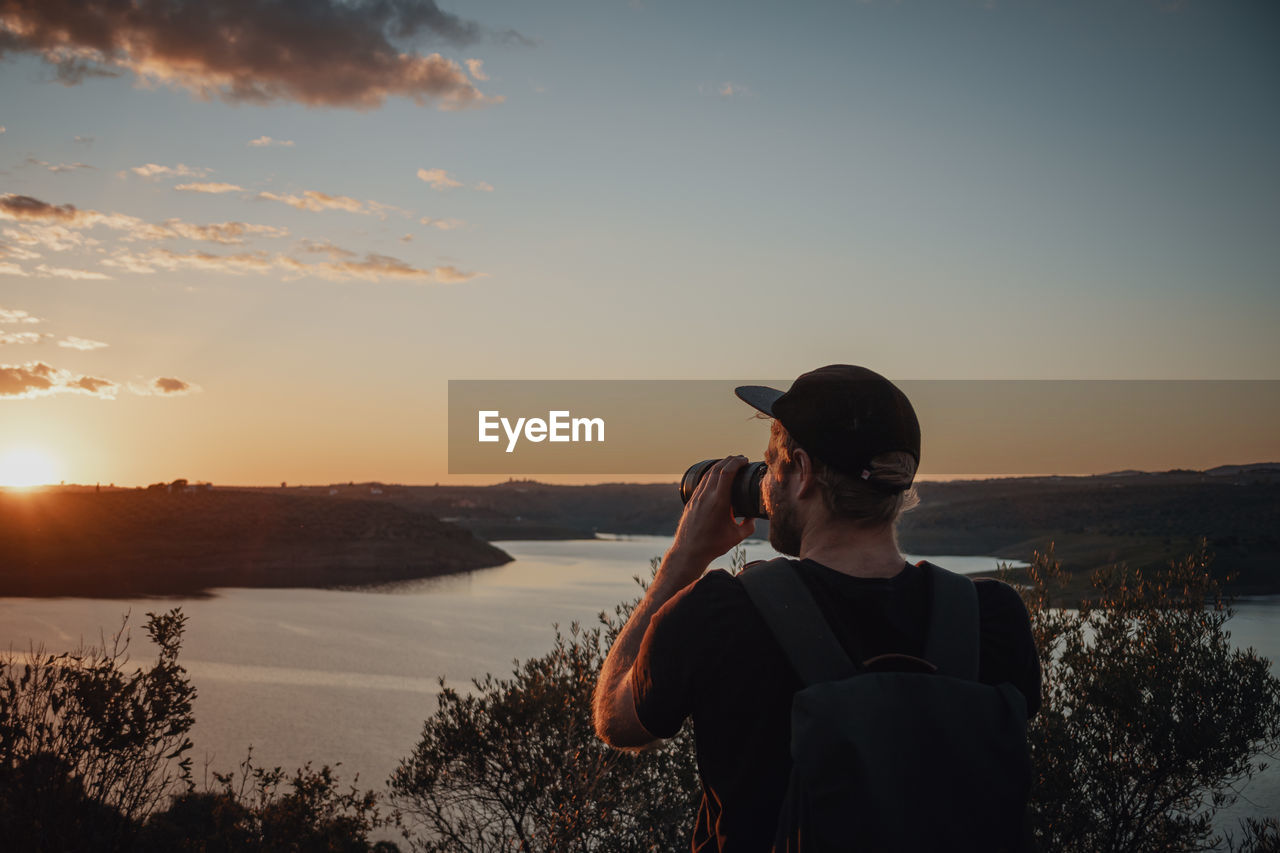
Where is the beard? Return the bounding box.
[766,480,803,557]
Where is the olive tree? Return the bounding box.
[390,558,702,852]
[0,609,196,851]
[1009,541,1280,852]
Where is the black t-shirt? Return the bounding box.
[630,558,1041,853]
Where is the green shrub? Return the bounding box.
[1007,541,1280,852]
[390,559,701,852]
[0,609,196,851]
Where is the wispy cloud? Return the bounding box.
[130,163,211,179]
[152,377,195,395]
[175,182,244,194]
[0,331,44,345]
[127,219,290,245]
[296,239,357,259]
[59,336,109,351]
[27,157,94,173]
[0,0,517,109]
[465,59,489,81]
[366,200,413,220]
[103,248,278,275]
[0,361,117,399]
[0,194,98,226]
[420,216,465,230]
[278,253,479,284]
[417,168,463,190]
[105,246,478,284]
[0,262,28,276]
[34,264,112,280]
[248,135,295,147]
[474,181,494,192]
[258,190,366,213]
[2,195,284,254]
[73,135,94,145]
[4,224,97,252]
[0,306,42,324]
[699,81,751,98]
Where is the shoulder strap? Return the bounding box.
[739,558,859,687]
[920,561,980,680]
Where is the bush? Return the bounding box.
[137,749,402,852]
[0,608,399,852]
[0,608,196,852]
[390,558,702,852]
[1006,540,1280,852]
[394,543,1280,852]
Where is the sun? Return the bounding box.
[0,447,63,488]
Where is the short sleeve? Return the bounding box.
[629,571,725,739]
[974,578,1042,719]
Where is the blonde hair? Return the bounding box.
[769,419,919,528]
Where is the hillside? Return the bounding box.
[290,468,1280,596]
[0,488,512,597]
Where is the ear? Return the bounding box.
[792,447,820,499]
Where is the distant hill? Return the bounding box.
[900,469,1280,597]
[0,489,512,597]
[278,467,1280,597]
[30,464,1274,599]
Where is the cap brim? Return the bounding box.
[735,384,785,417]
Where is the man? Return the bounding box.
[592,364,1041,851]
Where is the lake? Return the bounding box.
[1,535,1275,837]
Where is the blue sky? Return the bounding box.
[0,0,1277,485]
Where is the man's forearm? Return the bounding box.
[591,548,710,742]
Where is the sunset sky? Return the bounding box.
[1,0,1277,486]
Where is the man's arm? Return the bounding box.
[592,455,756,750]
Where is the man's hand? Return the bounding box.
[593,456,756,750]
[664,455,757,584]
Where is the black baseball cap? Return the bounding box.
[735,365,920,491]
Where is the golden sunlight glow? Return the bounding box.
[0,447,62,488]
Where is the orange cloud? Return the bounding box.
[73,376,116,394]
[103,248,277,275]
[153,376,192,394]
[0,306,42,324]
[130,163,210,178]
[420,217,465,230]
[4,224,94,252]
[302,253,478,284]
[0,0,513,110]
[417,168,463,190]
[248,136,294,147]
[34,265,112,280]
[27,158,94,173]
[0,194,94,225]
[258,190,365,213]
[0,331,43,345]
[59,336,109,351]
[128,219,289,244]
[102,245,478,284]
[176,182,244,194]
[0,361,117,399]
[297,239,358,259]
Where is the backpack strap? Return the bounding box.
[739,558,859,687]
[919,561,981,681]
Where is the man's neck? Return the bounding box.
[797,523,906,579]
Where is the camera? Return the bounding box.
[679,459,769,519]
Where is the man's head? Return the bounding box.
[736,365,921,556]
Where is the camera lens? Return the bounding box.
[679,459,769,519]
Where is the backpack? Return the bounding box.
[738,557,1033,853]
